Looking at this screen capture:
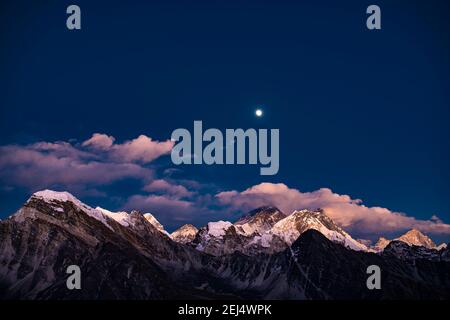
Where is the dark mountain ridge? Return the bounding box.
[1,191,450,300]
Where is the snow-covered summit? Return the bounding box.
[171,224,199,244]
[27,190,168,234]
[396,228,436,249]
[31,190,90,209]
[27,189,111,226]
[371,229,438,253]
[235,206,285,236]
[269,209,368,251]
[193,208,369,255]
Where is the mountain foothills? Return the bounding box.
[1,190,449,300]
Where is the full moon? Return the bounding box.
[255,109,263,117]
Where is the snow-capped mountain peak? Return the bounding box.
[143,213,168,235]
[30,189,91,211]
[270,209,368,251]
[24,190,168,235]
[192,221,236,255]
[171,224,198,244]
[396,228,436,249]
[371,229,438,252]
[96,206,132,227]
[234,206,285,236]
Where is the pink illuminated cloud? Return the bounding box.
[216,182,450,237]
[0,132,174,192]
[82,133,174,163]
[143,179,194,198]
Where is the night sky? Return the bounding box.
[1,0,449,243]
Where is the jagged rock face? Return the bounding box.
[383,240,450,262]
[396,228,436,249]
[234,206,286,236]
[441,245,450,261]
[171,224,198,244]
[373,237,391,252]
[95,205,169,236]
[192,221,254,256]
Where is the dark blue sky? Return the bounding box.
[0,0,449,241]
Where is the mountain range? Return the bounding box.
[1,190,449,300]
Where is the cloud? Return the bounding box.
[0,133,174,192]
[82,133,115,150]
[0,144,153,191]
[82,133,174,163]
[0,133,208,228]
[111,135,174,163]
[216,182,450,238]
[125,194,193,214]
[143,179,194,198]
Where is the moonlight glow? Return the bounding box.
[255,109,263,117]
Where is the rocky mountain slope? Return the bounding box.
[382,240,450,262]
